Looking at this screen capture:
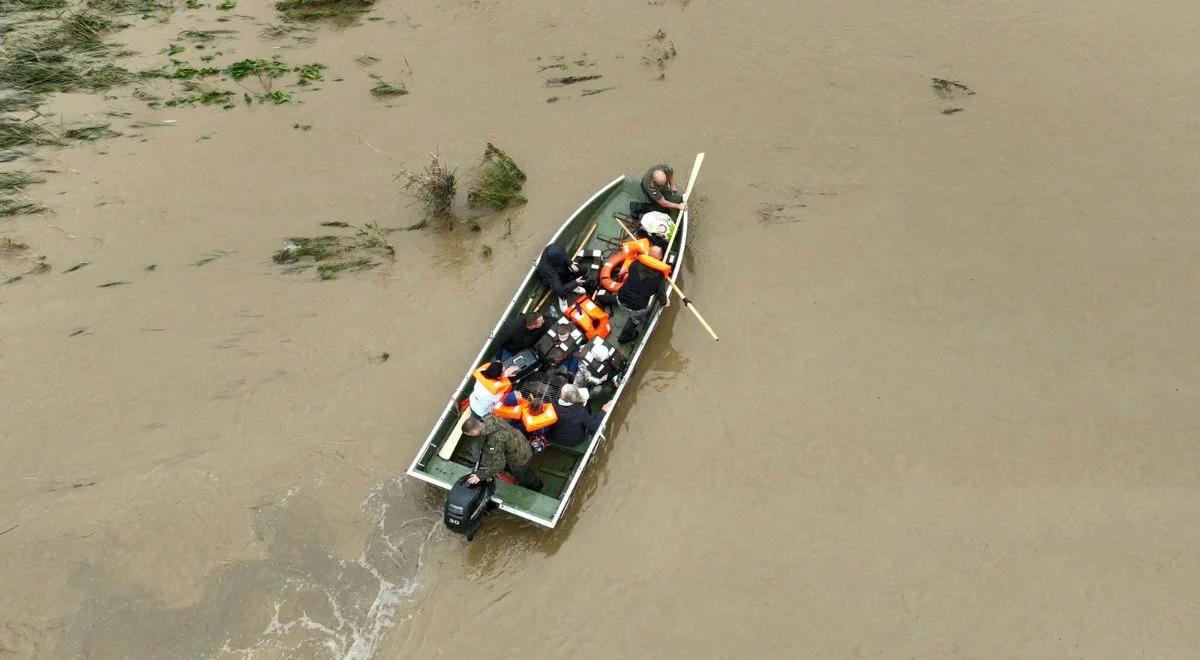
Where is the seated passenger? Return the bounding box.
[547,385,613,448]
[468,360,520,419]
[536,243,585,306]
[615,245,670,343]
[573,340,620,395]
[493,312,544,360]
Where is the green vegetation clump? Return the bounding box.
[274,0,375,24]
[467,143,526,210]
[396,153,456,223]
[295,62,325,84]
[225,58,288,90]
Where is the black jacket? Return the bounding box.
[536,244,577,297]
[547,402,603,447]
[616,260,667,311]
[494,315,540,353]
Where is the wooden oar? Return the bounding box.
[663,152,704,259]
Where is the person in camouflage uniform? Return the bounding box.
[463,414,543,492]
[641,163,687,212]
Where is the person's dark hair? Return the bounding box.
[481,360,503,379]
[463,418,484,435]
[527,401,545,414]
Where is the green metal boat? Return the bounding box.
[405,174,687,528]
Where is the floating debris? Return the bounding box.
[931,78,975,99]
[369,76,407,97]
[942,107,964,115]
[97,280,129,287]
[480,244,493,257]
[581,87,614,97]
[193,250,229,266]
[396,153,456,223]
[354,54,380,66]
[63,261,91,273]
[546,74,602,87]
[319,221,349,227]
[295,62,326,85]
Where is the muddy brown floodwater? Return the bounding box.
[3,0,1199,657]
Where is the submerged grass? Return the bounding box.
[0,9,135,101]
[0,171,45,193]
[0,118,62,150]
[467,143,526,210]
[275,0,375,24]
[272,223,392,280]
[396,153,456,223]
[64,123,120,140]
[0,199,46,217]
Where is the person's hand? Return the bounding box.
[503,365,520,377]
[467,474,481,485]
[573,286,586,294]
[602,401,614,413]
[570,264,580,274]
[677,201,688,212]
[574,276,585,285]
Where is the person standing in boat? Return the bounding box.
[536,244,585,310]
[463,414,543,492]
[641,163,687,212]
[616,245,670,343]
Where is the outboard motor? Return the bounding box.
[444,475,495,541]
[443,447,495,541]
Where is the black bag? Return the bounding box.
[502,348,540,382]
[629,201,655,221]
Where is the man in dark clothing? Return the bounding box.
[641,163,687,212]
[493,312,544,360]
[616,245,670,343]
[536,244,584,300]
[547,384,613,448]
[464,414,543,492]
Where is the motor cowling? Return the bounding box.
[444,475,496,541]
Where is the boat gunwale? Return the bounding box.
[405,174,627,528]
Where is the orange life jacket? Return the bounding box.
[599,251,671,293]
[522,402,558,432]
[565,294,611,340]
[494,398,524,421]
[622,238,651,257]
[472,364,512,395]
